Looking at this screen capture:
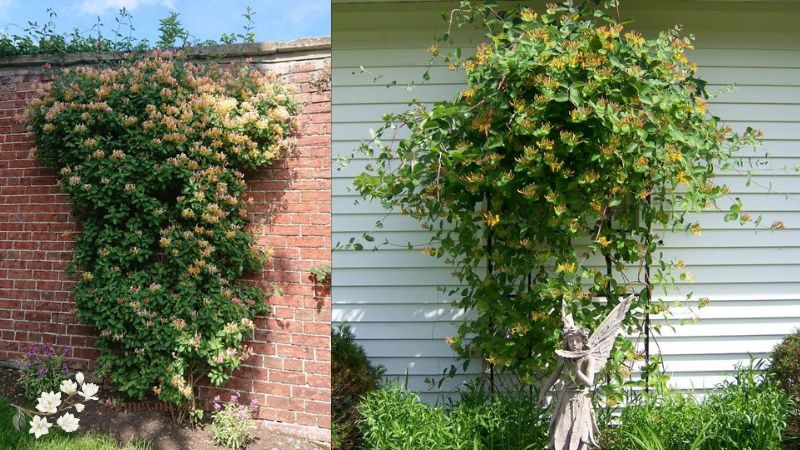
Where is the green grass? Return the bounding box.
[0,398,151,450]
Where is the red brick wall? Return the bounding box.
[0,43,331,440]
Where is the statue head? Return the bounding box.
[563,325,590,351]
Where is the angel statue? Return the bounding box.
[537,294,634,450]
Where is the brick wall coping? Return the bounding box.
[0,36,331,69]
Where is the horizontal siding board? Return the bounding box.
[336,283,800,303]
[334,211,798,232]
[345,317,800,340]
[337,156,800,178]
[334,139,800,158]
[357,335,785,359]
[334,229,800,249]
[367,354,769,378]
[333,193,800,214]
[334,247,800,268]
[333,48,800,69]
[334,66,800,87]
[334,121,800,142]
[335,300,800,323]
[335,102,800,124]
[332,83,800,105]
[334,174,800,195]
[334,265,800,285]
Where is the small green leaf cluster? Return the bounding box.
[25,50,299,408]
[353,2,759,388]
[310,264,332,283]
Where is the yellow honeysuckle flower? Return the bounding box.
[556,262,576,273]
[596,236,612,247]
[483,211,500,228]
[521,8,538,22]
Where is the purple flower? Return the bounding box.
[214,402,222,411]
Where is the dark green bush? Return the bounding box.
[771,330,800,446]
[770,330,800,407]
[358,383,548,450]
[332,324,384,450]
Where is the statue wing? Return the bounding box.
[588,294,635,369]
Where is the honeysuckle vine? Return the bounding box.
[25,50,299,414]
[352,1,766,400]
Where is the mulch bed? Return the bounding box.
[0,366,328,450]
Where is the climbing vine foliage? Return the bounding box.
[353,2,759,394]
[25,51,299,407]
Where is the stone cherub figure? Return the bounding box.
[537,294,634,450]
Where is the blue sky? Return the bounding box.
[0,0,330,44]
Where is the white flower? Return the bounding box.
[35,391,62,414]
[74,403,85,412]
[79,382,99,401]
[60,379,78,396]
[29,416,51,439]
[56,413,80,433]
[75,372,84,385]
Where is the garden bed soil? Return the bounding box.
[0,367,328,450]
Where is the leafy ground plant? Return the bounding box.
[19,344,71,404]
[210,393,257,450]
[24,51,299,416]
[603,360,792,450]
[358,383,548,450]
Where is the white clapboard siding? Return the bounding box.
[332,0,800,399]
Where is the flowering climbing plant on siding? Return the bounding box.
[353,1,763,400]
[25,50,299,413]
